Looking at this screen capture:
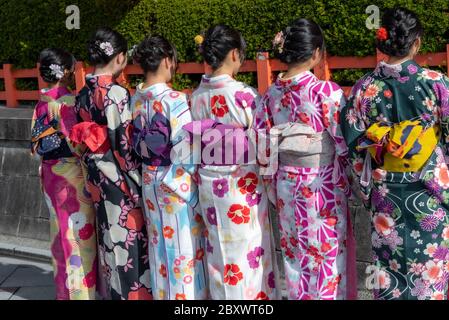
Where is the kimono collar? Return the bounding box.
[85,73,116,90]
[136,82,170,100]
[374,59,422,81]
[39,86,71,101]
[275,71,317,90]
[200,73,236,89]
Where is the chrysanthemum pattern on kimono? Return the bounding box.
[341,60,449,300]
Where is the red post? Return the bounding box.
[314,52,331,81]
[36,63,46,92]
[74,61,86,94]
[256,52,272,95]
[376,49,389,64]
[3,64,18,107]
[203,62,212,75]
[447,44,449,75]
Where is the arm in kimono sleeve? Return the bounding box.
[253,92,277,206]
[162,93,199,208]
[323,85,351,197]
[105,85,142,189]
[437,75,449,158]
[340,84,369,203]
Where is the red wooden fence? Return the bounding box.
[1,46,449,108]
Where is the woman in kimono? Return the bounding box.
[341,7,449,300]
[130,35,208,300]
[254,19,356,300]
[189,25,279,300]
[31,48,97,299]
[70,27,151,300]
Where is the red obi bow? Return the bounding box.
[70,122,110,153]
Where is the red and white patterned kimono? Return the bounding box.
[254,71,357,300]
[190,74,279,300]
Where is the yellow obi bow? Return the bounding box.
[357,119,440,172]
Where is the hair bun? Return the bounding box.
[274,18,325,65]
[376,8,423,57]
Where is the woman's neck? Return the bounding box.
[282,63,311,80]
[93,65,114,76]
[143,74,167,89]
[210,65,234,78]
[386,54,414,65]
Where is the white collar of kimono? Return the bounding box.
[378,59,413,70]
[136,82,170,96]
[278,70,315,82]
[202,73,234,83]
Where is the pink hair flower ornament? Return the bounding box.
[272,31,285,53]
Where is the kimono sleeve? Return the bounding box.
[322,83,351,196]
[105,85,142,187]
[437,75,449,156]
[253,90,277,206]
[340,80,369,202]
[161,93,199,207]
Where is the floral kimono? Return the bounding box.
[341,60,449,300]
[131,83,208,300]
[72,74,151,300]
[189,74,279,300]
[254,71,357,300]
[31,86,97,300]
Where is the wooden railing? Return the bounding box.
[1,46,449,107]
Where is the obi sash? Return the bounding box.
[69,121,110,154]
[357,118,440,172]
[270,122,335,167]
[133,112,172,166]
[31,113,72,159]
[182,119,251,166]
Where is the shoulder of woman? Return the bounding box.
[107,83,130,101]
[310,80,344,99]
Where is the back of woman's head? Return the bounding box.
[376,7,423,57]
[38,48,76,84]
[200,25,246,70]
[133,35,177,74]
[274,18,325,65]
[87,27,128,65]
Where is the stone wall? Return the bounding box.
[0,108,49,241]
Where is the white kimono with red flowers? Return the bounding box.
[190,74,279,300]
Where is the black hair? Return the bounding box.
[87,27,128,65]
[133,35,177,74]
[275,18,325,65]
[38,48,76,84]
[376,7,423,57]
[200,24,246,70]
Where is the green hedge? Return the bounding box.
[1,0,448,86]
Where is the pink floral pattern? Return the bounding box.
[254,71,356,300]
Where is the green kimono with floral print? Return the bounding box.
[341,60,449,300]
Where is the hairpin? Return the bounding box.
[96,41,114,56]
[49,64,64,80]
[194,35,204,46]
[127,44,137,59]
[272,31,285,53]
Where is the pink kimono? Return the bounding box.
[254,71,357,300]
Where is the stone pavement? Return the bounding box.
[0,255,55,300]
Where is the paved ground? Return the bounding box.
[0,255,55,300]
